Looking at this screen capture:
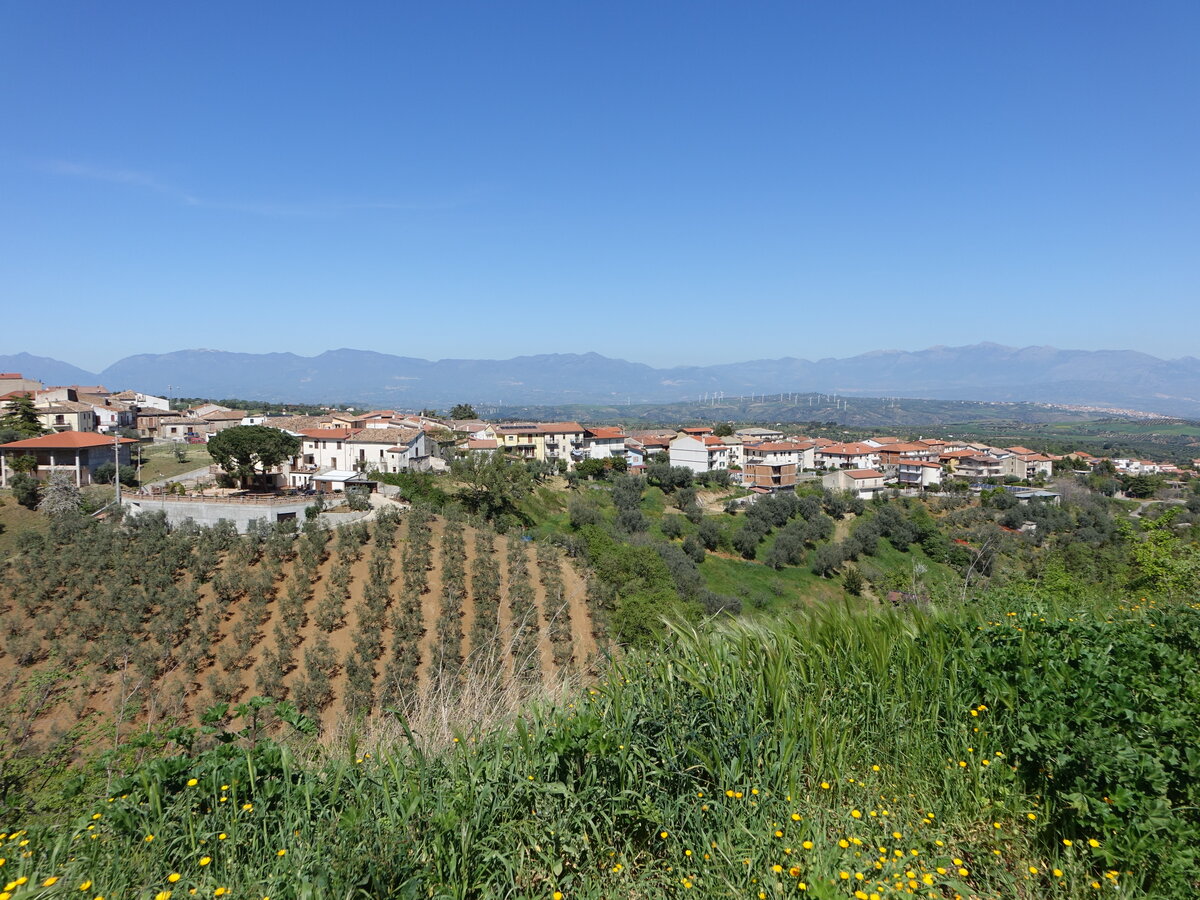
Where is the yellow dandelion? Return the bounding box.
[1053,869,1063,878]
[169,874,181,883]
[145,834,155,843]
[553,893,563,900]
[851,810,862,819]
[242,803,253,812]
[79,882,92,891]
[199,857,211,866]
[155,893,171,900]
[1088,839,1100,848]
[276,849,287,857]
[187,779,198,787]
[43,878,60,887]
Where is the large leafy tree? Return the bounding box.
[1,395,47,439]
[449,404,477,420]
[451,450,532,522]
[207,426,300,488]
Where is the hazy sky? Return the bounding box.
[2,2,1197,371]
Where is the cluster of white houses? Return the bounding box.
[0,371,1189,494]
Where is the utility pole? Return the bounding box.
[113,432,121,508]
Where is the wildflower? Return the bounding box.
[851,810,862,819]
[199,857,212,866]
[790,813,800,821]
[215,889,228,897]
[1088,839,1100,848]
[660,831,668,839]
[820,782,830,789]
[1053,869,1063,878]
[145,834,155,842]
[1027,813,1037,821]
[169,874,182,883]
[1062,839,1073,847]
[91,814,102,820]
[1029,866,1038,874]
[772,865,783,874]
[187,779,198,787]
[276,849,287,857]
[242,803,254,812]
[43,878,60,887]
[553,894,563,900]
[155,893,171,900]
[80,882,92,891]
[801,841,813,850]
[217,834,226,841]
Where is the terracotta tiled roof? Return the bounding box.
[1,432,138,450]
[299,428,357,440]
[39,401,97,413]
[845,469,884,479]
[586,426,627,439]
[819,442,879,456]
[347,427,420,444]
[746,441,811,452]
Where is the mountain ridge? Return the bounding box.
[2,344,1198,417]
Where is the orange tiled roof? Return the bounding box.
[1,432,138,450]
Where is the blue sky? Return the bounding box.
[2,1,1197,371]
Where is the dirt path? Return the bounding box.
[414,518,447,695]
[494,533,515,682]
[459,523,481,660]
[526,544,556,686]
[831,512,857,543]
[561,556,598,668]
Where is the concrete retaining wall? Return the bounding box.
[124,497,313,533]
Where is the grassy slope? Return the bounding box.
[9,594,1194,898]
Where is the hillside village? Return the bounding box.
[1,370,1194,512]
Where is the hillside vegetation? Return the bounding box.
[0,505,598,749]
[1,465,1199,898]
[2,593,1197,898]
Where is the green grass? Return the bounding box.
[10,593,1194,898]
[699,549,844,612]
[135,442,214,483]
[0,492,47,556]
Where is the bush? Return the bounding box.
[843,565,865,596]
[10,473,39,509]
[93,462,138,485]
[345,487,372,511]
[660,515,685,539]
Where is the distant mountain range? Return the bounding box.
[2,344,1199,418]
